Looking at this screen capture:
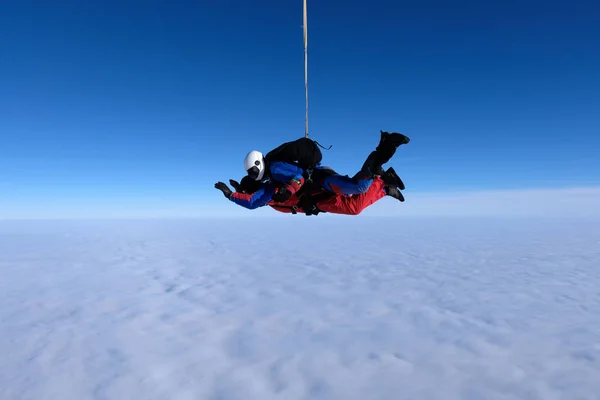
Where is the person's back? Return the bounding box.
[264,137,323,171]
[242,137,324,202]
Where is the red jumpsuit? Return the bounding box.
[268,176,386,215]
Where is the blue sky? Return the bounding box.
[1,0,599,218]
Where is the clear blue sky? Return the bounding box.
[1,0,599,218]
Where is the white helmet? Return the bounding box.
[244,150,265,181]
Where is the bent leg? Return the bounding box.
[316,131,409,196]
[353,131,409,180]
[317,177,386,215]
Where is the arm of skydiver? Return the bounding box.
[229,185,276,209]
[269,161,305,197]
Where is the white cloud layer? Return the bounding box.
[1,218,599,399]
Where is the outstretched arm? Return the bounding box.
[214,181,276,210]
[230,186,276,209]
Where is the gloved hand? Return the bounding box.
[214,182,233,199]
[229,179,243,193]
[271,186,291,202]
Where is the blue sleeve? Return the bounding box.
[269,161,304,183]
[229,185,276,209]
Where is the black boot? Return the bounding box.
[372,130,410,165]
[379,130,410,148]
[373,131,410,166]
[381,167,405,190]
[385,186,405,202]
[352,131,410,181]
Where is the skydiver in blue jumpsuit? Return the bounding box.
[214,130,410,209]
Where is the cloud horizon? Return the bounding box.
[2,185,599,220]
[360,185,600,218]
